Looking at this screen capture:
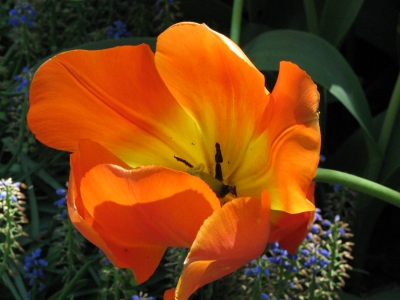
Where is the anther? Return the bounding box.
[215,143,223,163]
[215,143,223,181]
[174,156,193,168]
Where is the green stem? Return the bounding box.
[303,0,319,35]
[230,0,244,44]
[21,155,39,239]
[0,185,13,278]
[113,267,120,300]
[315,168,400,208]
[378,71,400,156]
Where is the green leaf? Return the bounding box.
[243,29,379,158]
[380,106,400,186]
[329,112,384,176]
[319,0,364,47]
[240,22,271,47]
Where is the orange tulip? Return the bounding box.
[27,22,320,299]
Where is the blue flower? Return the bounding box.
[244,268,253,276]
[268,256,282,265]
[319,259,329,268]
[253,265,261,275]
[261,293,269,299]
[319,248,330,258]
[107,20,132,39]
[310,225,319,234]
[9,9,18,16]
[14,67,30,91]
[56,188,67,196]
[321,220,332,228]
[24,248,47,290]
[54,197,66,207]
[9,2,36,28]
[339,228,346,236]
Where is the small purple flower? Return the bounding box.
[107,20,132,39]
[244,268,253,276]
[261,293,269,300]
[56,188,67,196]
[8,2,36,28]
[319,248,330,258]
[333,184,341,191]
[253,265,261,275]
[321,220,332,227]
[263,268,270,277]
[54,197,66,207]
[23,248,47,290]
[310,225,319,234]
[319,259,329,268]
[9,9,18,16]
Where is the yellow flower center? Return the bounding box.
[174,143,237,205]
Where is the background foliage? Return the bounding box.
[1,0,400,299]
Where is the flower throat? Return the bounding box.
[174,143,237,201]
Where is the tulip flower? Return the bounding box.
[27,22,320,299]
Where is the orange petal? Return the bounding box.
[269,183,316,253]
[70,139,130,220]
[155,22,272,179]
[81,164,221,247]
[269,210,313,253]
[28,45,204,170]
[270,61,320,131]
[266,125,318,213]
[68,140,221,283]
[67,139,130,263]
[175,191,270,299]
[67,168,117,264]
[164,289,176,300]
[264,62,320,213]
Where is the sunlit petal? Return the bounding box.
[28,45,204,170]
[68,140,220,282]
[175,191,270,299]
[265,62,320,213]
[269,183,316,253]
[81,164,221,248]
[155,22,272,178]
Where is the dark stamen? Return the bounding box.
[215,142,224,181]
[219,184,237,198]
[215,143,223,163]
[215,163,223,181]
[174,156,193,168]
[228,185,237,197]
